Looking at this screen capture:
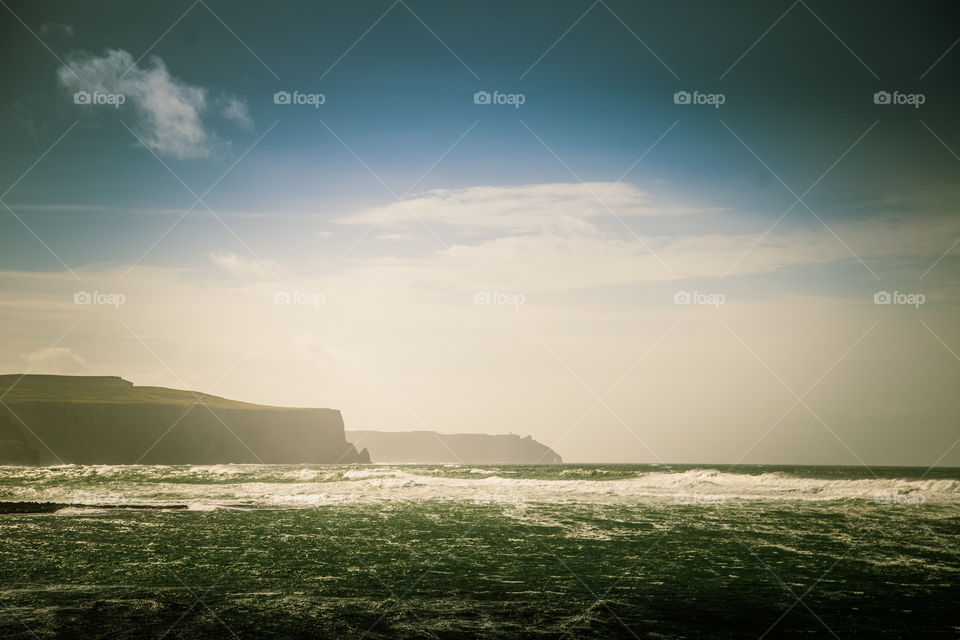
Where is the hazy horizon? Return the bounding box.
[2,0,960,466]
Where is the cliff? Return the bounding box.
[347,430,563,464]
[0,410,39,465]
[0,375,369,465]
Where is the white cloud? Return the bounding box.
[330,182,960,289]
[220,96,253,130]
[22,347,88,374]
[375,232,423,241]
[336,183,715,235]
[209,251,277,279]
[58,49,252,159]
[329,210,959,293]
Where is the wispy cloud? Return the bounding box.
[22,347,88,374]
[38,23,74,38]
[58,48,252,159]
[336,183,716,235]
[209,251,277,279]
[331,182,959,288]
[220,95,254,130]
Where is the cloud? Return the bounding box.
[220,96,253,130]
[376,232,422,241]
[58,49,252,159]
[22,347,88,374]
[336,183,715,235]
[330,182,960,289]
[209,251,277,279]
[328,209,960,293]
[39,23,74,38]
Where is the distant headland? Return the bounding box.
[347,430,562,464]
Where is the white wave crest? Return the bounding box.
[0,466,956,510]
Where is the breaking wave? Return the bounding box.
[0,464,956,510]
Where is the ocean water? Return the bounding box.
[0,464,957,638]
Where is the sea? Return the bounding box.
[0,463,957,638]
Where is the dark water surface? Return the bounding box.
[0,464,957,638]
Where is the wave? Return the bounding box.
[0,466,956,511]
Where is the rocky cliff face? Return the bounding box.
[0,375,369,465]
[0,411,39,465]
[347,430,562,464]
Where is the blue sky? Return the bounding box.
[1,0,959,464]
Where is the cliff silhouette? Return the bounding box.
[347,430,562,464]
[0,375,369,465]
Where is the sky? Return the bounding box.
[1,0,959,465]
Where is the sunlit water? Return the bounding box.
[1,464,957,638]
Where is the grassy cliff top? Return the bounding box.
[0,375,321,411]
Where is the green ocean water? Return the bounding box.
[0,464,957,638]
